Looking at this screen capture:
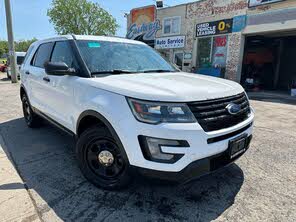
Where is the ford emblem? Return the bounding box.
[226,103,241,115]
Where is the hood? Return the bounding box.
[84,72,245,102]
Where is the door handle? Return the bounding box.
[43,77,50,82]
[25,71,30,75]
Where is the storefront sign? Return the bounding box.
[249,0,285,7]
[232,15,247,32]
[126,6,161,47]
[155,36,186,49]
[212,36,228,68]
[196,19,233,37]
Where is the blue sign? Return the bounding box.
[155,36,185,49]
[232,15,247,32]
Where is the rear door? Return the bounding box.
[28,42,54,112]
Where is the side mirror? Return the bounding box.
[44,61,76,76]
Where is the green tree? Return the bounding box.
[15,38,37,52]
[0,38,37,57]
[47,0,118,36]
[0,41,8,57]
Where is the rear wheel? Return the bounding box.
[21,94,42,128]
[76,125,131,190]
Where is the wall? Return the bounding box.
[156,4,187,38]
[248,0,296,15]
[278,38,296,90]
[245,0,296,35]
[155,5,187,68]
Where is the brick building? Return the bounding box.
[127,0,296,93]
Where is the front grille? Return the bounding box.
[187,93,251,132]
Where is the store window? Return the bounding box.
[174,52,184,70]
[197,35,228,68]
[197,38,212,68]
[163,17,181,35]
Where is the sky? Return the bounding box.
[0,0,195,41]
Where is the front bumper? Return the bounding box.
[116,108,254,172]
[136,135,252,182]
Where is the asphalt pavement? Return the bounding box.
[0,72,295,222]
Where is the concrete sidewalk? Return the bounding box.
[0,134,40,222]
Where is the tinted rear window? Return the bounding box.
[33,42,54,68]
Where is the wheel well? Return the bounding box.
[77,115,106,136]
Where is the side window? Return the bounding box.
[51,41,76,68]
[33,42,54,68]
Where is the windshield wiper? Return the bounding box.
[142,69,175,73]
[91,70,137,76]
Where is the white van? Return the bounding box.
[7,52,26,79]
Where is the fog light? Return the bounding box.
[147,138,176,160]
[138,136,189,163]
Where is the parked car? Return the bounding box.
[20,35,254,190]
[7,52,26,79]
[0,63,7,72]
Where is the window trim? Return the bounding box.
[162,16,181,36]
[23,45,34,65]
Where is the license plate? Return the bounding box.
[229,134,248,159]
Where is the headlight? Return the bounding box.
[127,98,196,124]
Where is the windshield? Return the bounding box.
[76,40,177,74]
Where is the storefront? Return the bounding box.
[195,19,234,78]
[184,0,248,81]
[242,1,296,93]
[127,0,296,95]
[155,35,186,69]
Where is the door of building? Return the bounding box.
[174,52,184,70]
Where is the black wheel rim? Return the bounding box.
[22,97,32,123]
[85,138,125,180]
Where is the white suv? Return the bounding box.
[20,35,254,190]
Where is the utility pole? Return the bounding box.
[4,0,18,83]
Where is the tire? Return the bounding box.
[7,71,11,79]
[76,125,132,190]
[21,94,42,128]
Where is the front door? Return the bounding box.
[43,41,77,130]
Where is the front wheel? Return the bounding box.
[76,125,132,190]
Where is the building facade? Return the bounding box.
[127,0,296,93]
